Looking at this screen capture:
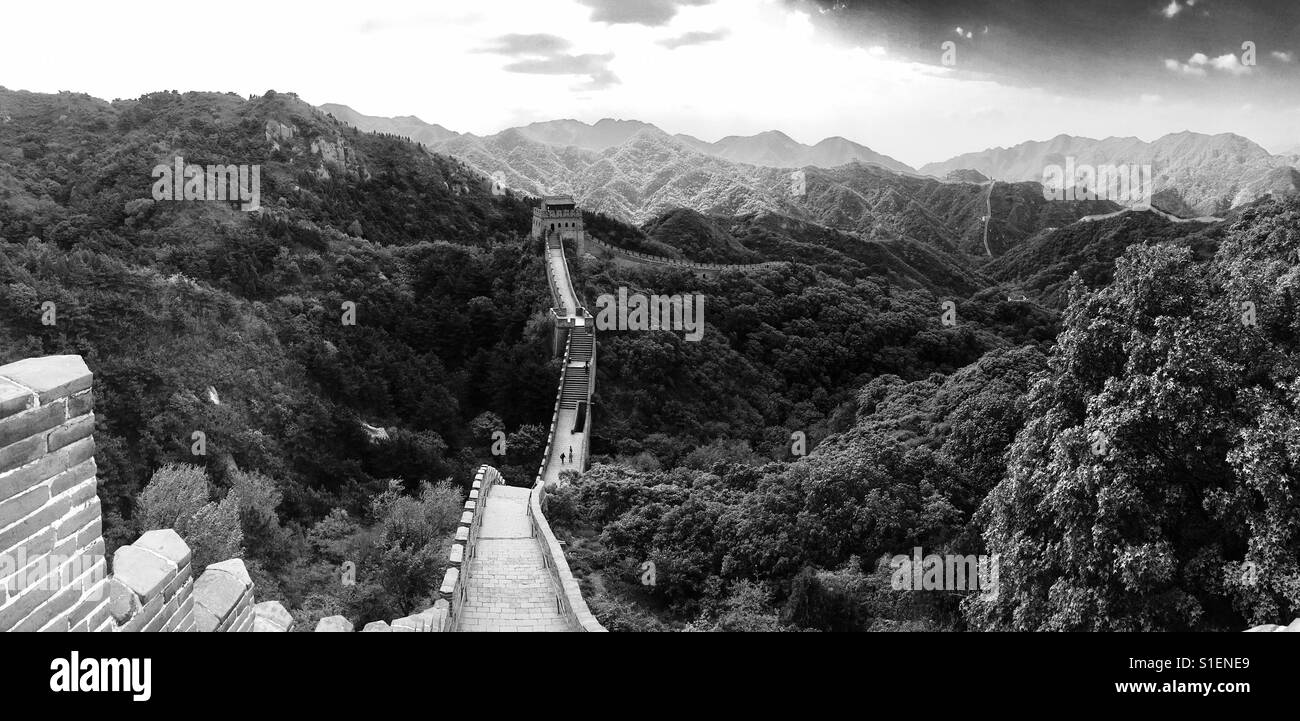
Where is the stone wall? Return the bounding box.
[1,355,108,631]
[1,355,274,633]
[107,529,194,632]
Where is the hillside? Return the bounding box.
[0,87,563,621]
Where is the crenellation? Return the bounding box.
[0,337,599,634]
[193,558,255,633]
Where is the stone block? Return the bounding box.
[0,497,71,556]
[0,398,66,449]
[67,390,93,417]
[205,558,251,587]
[0,485,50,528]
[315,615,353,632]
[48,414,94,452]
[0,379,35,419]
[0,434,45,476]
[106,577,140,624]
[193,563,250,626]
[111,545,174,601]
[253,600,293,631]
[439,567,459,596]
[134,529,191,569]
[0,356,92,404]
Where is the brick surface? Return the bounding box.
[0,497,71,556]
[0,356,92,404]
[67,391,93,417]
[457,485,574,632]
[48,414,94,452]
[0,379,35,419]
[0,434,46,476]
[0,399,67,449]
[50,458,96,498]
[0,485,51,528]
[111,545,174,602]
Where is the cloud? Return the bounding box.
[1209,52,1251,75]
[1164,51,1251,76]
[479,33,572,56]
[658,29,729,49]
[480,33,620,89]
[579,0,712,26]
[1272,50,1295,63]
[1164,55,1206,75]
[1162,0,1199,18]
[506,54,619,89]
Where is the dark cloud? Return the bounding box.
[481,33,619,89]
[579,0,712,26]
[796,0,1300,99]
[659,29,730,49]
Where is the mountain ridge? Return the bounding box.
[921,131,1299,216]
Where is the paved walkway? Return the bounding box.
[455,239,589,632]
[547,246,578,317]
[543,402,582,486]
[456,485,574,632]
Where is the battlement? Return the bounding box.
[1,355,272,633]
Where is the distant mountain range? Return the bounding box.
[320,104,1114,253]
[920,132,1300,217]
[320,105,916,173]
[318,103,459,146]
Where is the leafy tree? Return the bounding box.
[136,463,242,573]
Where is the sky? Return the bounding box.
[2,0,1298,167]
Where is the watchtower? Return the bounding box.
[531,195,585,256]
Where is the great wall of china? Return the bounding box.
[8,195,1284,633]
[0,192,780,633]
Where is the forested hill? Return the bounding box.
[0,87,532,248]
[552,197,1300,633]
[0,88,571,622]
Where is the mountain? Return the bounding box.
[511,118,659,151]
[318,105,916,173]
[318,103,459,146]
[920,132,1298,217]
[984,209,1225,307]
[434,124,1116,256]
[944,169,990,183]
[676,129,917,174]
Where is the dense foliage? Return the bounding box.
[0,88,555,614]
[4,86,1292,632]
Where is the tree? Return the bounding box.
[972,210,1300,630]
[136,463,242,573]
